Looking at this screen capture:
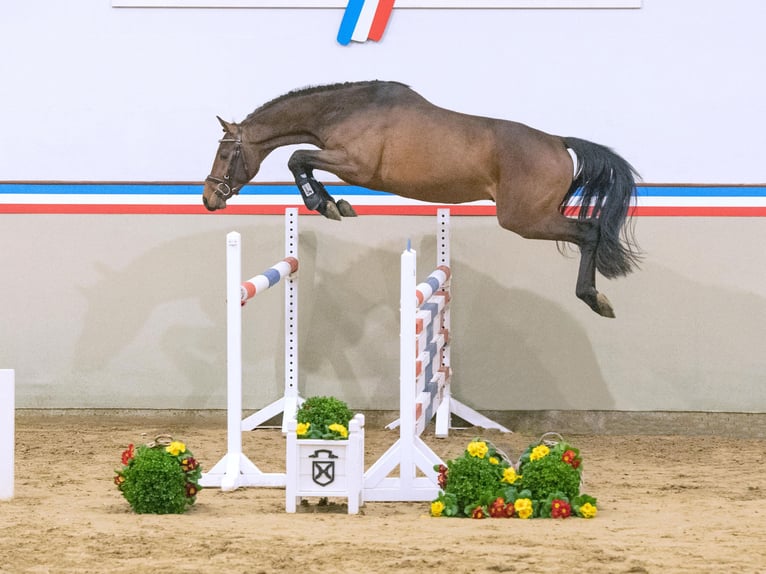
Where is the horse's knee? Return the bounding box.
[287,150,310,174]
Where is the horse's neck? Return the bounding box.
[241,98,326,151]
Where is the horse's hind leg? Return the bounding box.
[287,150,358,220]
[573,221,616,318]
[499,208,615,317]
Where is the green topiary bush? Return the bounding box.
[295,396,354,440]
[115,438,201,514]
[517,448,581,501]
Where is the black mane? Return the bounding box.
[244,80,408,121]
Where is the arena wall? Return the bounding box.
[1,1,764,414]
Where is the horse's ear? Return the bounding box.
[216,115,236,133]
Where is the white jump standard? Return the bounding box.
[364,209,509,502]
[0,369,14,501]
[201,208,301,491]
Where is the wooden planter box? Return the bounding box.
[285,414,365,514]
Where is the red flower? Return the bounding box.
[489,497,507,518]
[121,444,135,466]
[185,483,199,497]
[562,449,581,469]
[437,465,448,490]
[471,505,486,519]
[551,499,572,519]
[503,502,515,517]
[181,457,198,472]
[114,474,125,486]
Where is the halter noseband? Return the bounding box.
[206,137,250,200]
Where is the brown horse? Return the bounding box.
[203,80,639,317]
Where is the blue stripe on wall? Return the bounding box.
[1,183,764,197]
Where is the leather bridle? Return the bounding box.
[205,137,250,200]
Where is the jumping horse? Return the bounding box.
[203,80,640,317]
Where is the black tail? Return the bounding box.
[563,136,641,278]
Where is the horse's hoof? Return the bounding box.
[322,202,342,221]
[594,293,616,318]
[336,199,358,217]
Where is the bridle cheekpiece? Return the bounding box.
[205,136,250,200]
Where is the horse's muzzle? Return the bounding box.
[202,190,227,211]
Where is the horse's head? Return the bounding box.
[202,117,258,211]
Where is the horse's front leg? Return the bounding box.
[287,150,358,220]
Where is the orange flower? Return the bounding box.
[121,444,135,466]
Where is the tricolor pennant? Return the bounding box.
[337,0,395,45]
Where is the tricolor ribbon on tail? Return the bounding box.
[337,0,395,45]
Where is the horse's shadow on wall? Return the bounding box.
[73,225,271,407]
[299,232,615,411]
[73,221,613,410]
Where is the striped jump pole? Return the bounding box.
[200,208,300,491]
[0,369,13,500]
[364,209,509,502]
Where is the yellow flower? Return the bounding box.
[529,444,550,461]
[514,498,533,519]
[430,500,445,517]
[489,457,499,465]
[579,502,597,519]
[165,441,186,456]
[328,423,348,438]
[502,467,521,484]
[466,441,489,458]
[296,422,310,436]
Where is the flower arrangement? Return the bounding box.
[114,435,202,514]
[430,436,597,519]
[295,396,353,440]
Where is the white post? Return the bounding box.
[363,245,443,501]
[398,246,417,491]
[282,208,300,429]
[0,369,14,500]
[239,207,301,432]
[431,208,511,437]
[221,232,245,491]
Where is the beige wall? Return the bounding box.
[1,213,764,413]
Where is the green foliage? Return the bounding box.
[115,440,201,514]
[432,440,511,517]
[444,454,505,514]
[119,447,188,514]
[296,396,354,440]
[572,494,598,518]
[431,437,598,520]
[518,450,581,501]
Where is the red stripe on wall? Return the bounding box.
[631,206,766,217]
[2,204,766,217]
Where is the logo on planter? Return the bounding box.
[309,449,338,486]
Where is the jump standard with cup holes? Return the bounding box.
[199,208,300,491]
